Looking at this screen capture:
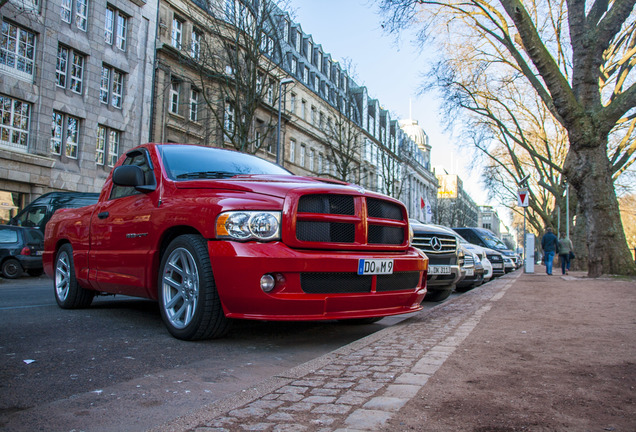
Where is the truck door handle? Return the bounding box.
[98,212,109,219]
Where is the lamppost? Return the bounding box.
[276,78,294,166]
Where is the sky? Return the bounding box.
[284,0,489,206]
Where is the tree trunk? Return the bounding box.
[565,142,635,277]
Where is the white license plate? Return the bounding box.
[357,259,394,275]
[465,268,474,276]
[429,265,451,275]
[492,263,503,269]
[34,250,43,256]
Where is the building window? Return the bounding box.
[295,30,301,52]
[56,45,85,94]
[266,78,273,105]
[260,32,273,56]
[100,65,124,108]
[289,138,295,163]
[291,57,297,76]
[0,20,36,79]
[105,7,127,50]
[309,149,315,171]
[283,18,290,42]
[96,125,120,167]
[169,81,180,114]
[55,46,68,87]
[51,111,80,159]
[303,66,308,83]
[224,101,235,132]
[0,94,30,151]
[61,0,72,23]
[76,0,88,31]
[190,28,201,59]
[61,0,88,31]
[300,144,306,168]
[301,99,306,120]
[318,153,323,174]
[311,106,316,126]
[189,88,199,122]
[171,17,183,49]
[290,92,296,114]
[116,12,127,50]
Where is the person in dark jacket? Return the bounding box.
[541,227,559,275]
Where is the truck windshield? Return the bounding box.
[160,145,291,180]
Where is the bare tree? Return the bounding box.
[379,0,636,276]
[180,0,290,154]
[322,102,363,183]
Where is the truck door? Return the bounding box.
[89,149,158,297]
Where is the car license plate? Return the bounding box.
[35,250,43,256]
[429,265,451,275]
[357,259,393,275]
[465,268,474,276]
[492,263,503,269]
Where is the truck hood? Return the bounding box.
[172,174,371,199]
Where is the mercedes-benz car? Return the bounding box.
[410,220,462,302]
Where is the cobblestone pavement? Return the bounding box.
[153,272,519,432]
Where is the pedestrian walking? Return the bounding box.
[541,227,559,275]
[558,233,574,275]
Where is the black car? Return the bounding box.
[452,227,518,271]
[0,225,44,278]
[8,191,99,232]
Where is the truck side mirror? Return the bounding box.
[112,165,144,187]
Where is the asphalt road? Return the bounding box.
[0,274,446,432]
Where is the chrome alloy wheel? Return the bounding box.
[161,247,200,329]
[55,249,71,302]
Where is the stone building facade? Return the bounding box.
[1,0,438,222]
[0,0,157,222]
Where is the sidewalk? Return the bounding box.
[153,269,636,432]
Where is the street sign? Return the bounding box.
[517,188,529,207]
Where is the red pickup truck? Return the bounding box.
[43,144,428,340]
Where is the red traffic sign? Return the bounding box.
[517,188,529,207]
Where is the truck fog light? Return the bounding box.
[260,274,276,293]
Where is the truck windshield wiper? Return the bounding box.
[176,171,236,179]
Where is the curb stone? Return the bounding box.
[152,271,521,432]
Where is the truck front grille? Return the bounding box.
[293,194,407,248]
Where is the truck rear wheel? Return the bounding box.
[54,244,94,308]
[158,234,231,340]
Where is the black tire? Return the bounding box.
[1,258,23,279]
[26,268,44,277]
[423,286,454,302]
[54,244,94,308]
[455,285,474,293]
[158,234,231,340]
[338,317,384,325]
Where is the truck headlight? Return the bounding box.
[216,211,281,241]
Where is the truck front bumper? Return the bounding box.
[208,241,428,321]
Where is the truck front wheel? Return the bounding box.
[158,234,231,340]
